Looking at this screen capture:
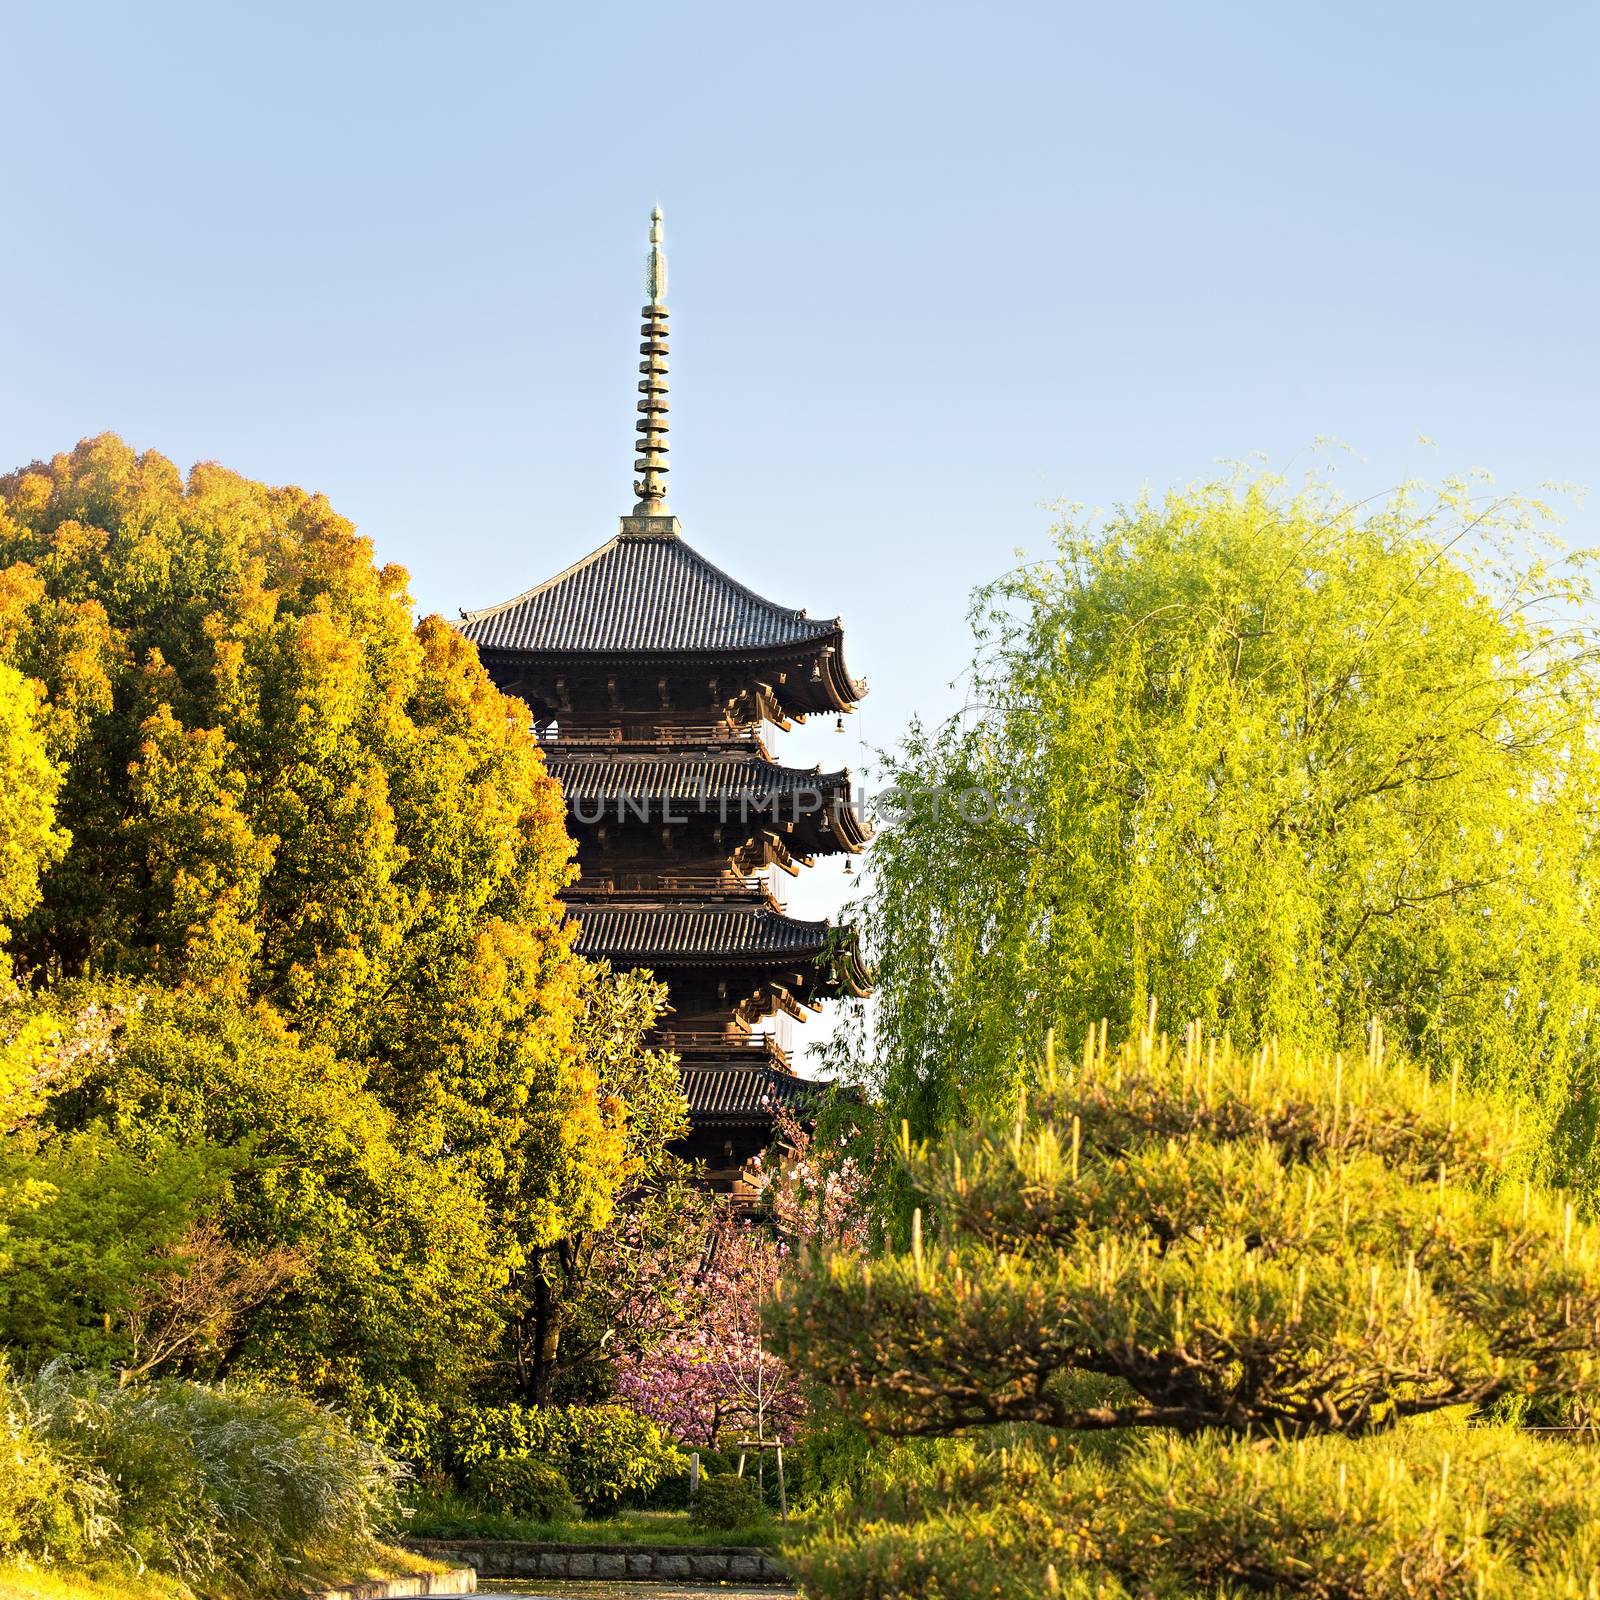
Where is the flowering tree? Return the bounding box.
[615,1211,800,1446]
[614,1102,869,1446]
[748,1099,869,1252]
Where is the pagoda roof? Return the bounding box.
[550,750,871,856]
[573,902,828,961]
[679,1061,828,1120]
[460,521,862,682]
[570,902,869,993]
[549,751,849,802]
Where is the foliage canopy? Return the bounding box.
[847,474,1600,1188]
[0,662,65,963]
[0,435,614,1233]
[0,435,683,1417]
[778,1022,1600,1439]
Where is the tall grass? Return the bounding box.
[0,1373,115,1565]
[1,1362,401,1595]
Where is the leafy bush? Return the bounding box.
[690,1472,763,1531]
[641,1445,806,1513]
[467,1454,577,1522]
[18,1363,401,1592]
[355,1382,447,1471]
[637,1446,728,1510]
[449,1403,683,1511]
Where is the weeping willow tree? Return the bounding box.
[842,472,1600,1190]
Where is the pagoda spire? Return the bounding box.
[631,206,671,515]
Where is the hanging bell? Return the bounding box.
[835,716,845,733]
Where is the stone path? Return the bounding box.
[406,1541,787,1586]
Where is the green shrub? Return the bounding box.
[354,1382,447,1471]
[793,1424,1600,1600]
[467,1454,577,1523]
[641,1472,689,1511]
[449,1403,683,1512]
[640,1446,736,1511]
[690,1472,763,1531]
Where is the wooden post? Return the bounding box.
[689,1450,700,1505]
[775,1445,787,1520]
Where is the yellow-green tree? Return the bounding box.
[0,654,69,1145]
[0,984,504,1401]
[847,473,1600,1191]
[509,963,698,1404]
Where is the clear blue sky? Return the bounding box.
[4,1,1595,1054]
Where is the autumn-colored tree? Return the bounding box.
[0,435,621,1236]
[0,435,655,1410]
[0,661,65,964]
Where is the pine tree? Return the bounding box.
[774,1020,1600,1597]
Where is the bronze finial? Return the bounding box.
[632,206,671,515]
[646,204,667,306]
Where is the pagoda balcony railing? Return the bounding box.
[654,1027,791,1070]
[573,868,776,899]
[538,721,764,749]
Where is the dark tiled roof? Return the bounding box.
[549,752,852,805]
[570,903,833,964]
[680,1062,827,1118]
[459,528,838,656]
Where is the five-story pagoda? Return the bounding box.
[458,210,870,1189]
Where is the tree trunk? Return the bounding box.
[516,1249,566,1405]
